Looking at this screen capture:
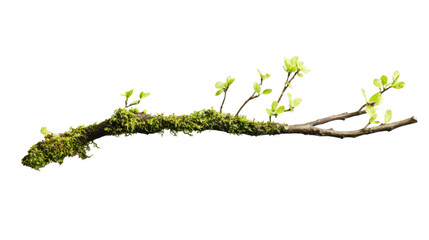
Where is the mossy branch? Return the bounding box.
[22,59,416,170]
[22,107,417,170]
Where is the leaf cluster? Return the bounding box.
[361,71,405,125]
[121,89,150,109]
[215,76,235,96]
[283,56,310,76]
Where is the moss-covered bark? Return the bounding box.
[22,107,417,170]
[22,108,288,170]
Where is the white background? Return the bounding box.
[1,0,428,239]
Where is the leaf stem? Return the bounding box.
[235,77,264,116]
[219,87,229,113]
[277,71,299,103]
[235,93,258,116]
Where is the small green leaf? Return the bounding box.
[253,82,261,94]
[140,92,150,99]
[361,88,368,103]
[285,81,293,89]
[257,69,263,78]
[266,108,273,116]
[226,78,235,87]
[226,77,235,86]
[292,98,302,107]
[373,78,382,89]
[384,109,392,124]
[366,105,376,116]
[40,127,50,136]
[380,75,388,86]
[262,89,272,95]
[392,71,400,83]
[369,92,383,105]
[369,114,377,123]
[300,66,310,74]
[271,101,278,111]
[290,56,298,67]
[392,82,405,89]
[215,81,225,89]
[287,93,292,108]
[284,58,292,72]
[257,69,270,79]
[297,73,303,77]
[215,89,224,96]
[125,89,134,99]
[275,106,285,114]
[130,100,140,105]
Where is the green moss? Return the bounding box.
[22,125,99,170]
[104,108,141,136]
[22,108,287,170]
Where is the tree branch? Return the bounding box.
[305,109,366,126]
[22,108,417,170]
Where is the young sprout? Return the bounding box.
[121,89,150,109]
[277,56,309,103]
[235,69,272,116]
[362,71,404,128]
[215,76,235,113]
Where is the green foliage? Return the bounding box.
[121,89,133,99]
[215,89,224,96]
[271,101,278,111]
[286,93,301,110]
[130,100,140,105]
[392,82,405,89]
[215,81,226,89]
[275,106,285,114]
[253,82,261,94]
[266,101,286,117]
[369,92,383,105]
[373,78,382,89]
[292,98,302,108]
[361,88,368,103]
[369,115,379,124]
[392,71,400,84]
[122,89,150,108]
[362,70,405,126]
[140,91,150,99]
[40,127,52,137]
[369,71,404,92]
[384,109,392,124]
[366,105,376,116]
[262,89,272,95]
[215,76,235,96]
[257,69,270,80]
[365,105,380,124]
[226,76,235,86]
[283,56,310,74]
[380,75,388,86]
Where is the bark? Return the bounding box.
[21,108,417,170]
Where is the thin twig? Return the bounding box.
[219,87,228,113]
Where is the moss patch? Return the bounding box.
[22,108,288,170]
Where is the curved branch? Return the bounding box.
[305,109,366,126]
[291,116,417,138]
[22,108,417,170]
